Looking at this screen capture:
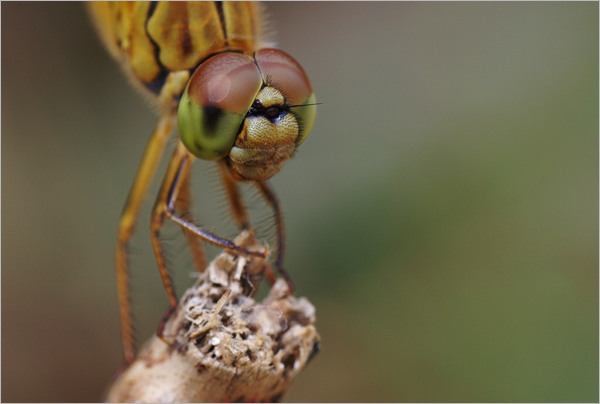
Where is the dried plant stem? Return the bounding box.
[105,231,320,403]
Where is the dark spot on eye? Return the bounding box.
[252,100,263,109]
[202,105,223,136]
[266,107,280,119]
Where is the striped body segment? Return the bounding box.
[88,1,265,97]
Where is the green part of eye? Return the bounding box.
[294,93,317,146]
[178,87,245,160]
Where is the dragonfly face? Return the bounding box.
[88,1,316,365]
[178,49,317,181]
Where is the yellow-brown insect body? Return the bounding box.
[88,2,268,106]
[88,2,313,183]
[88,1,316,365]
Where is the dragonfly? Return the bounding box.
[87,1,317,365]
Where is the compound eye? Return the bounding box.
[178,52,262,160]
[255,49,317,145]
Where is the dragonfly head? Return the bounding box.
[178,49,316,181]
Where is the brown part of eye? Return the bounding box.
[187,52,262,115]
[252,100,263,109]
[255,49,313,106]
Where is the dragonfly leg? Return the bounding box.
[175,168,207,273]
[115,113,176,365]
[150,142,267,338]
[254,181,294,294]
[115,71,190,364]
[149,142,192,312]
[217,160,250,230]
[161,150,266,258]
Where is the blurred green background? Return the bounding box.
[2,2,598,402]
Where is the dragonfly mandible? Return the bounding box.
[87,1,317,365]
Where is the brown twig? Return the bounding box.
[104,231,320,403]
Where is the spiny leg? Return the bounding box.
[150,142,191,311]
[217,161,277,290]
[175,168,206,273]
[150,142,191,340]
[150,143,267,337]
[217,159,250,230]
[115,113,175,365]
[254,180,294,293]
[115,71,189,365]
